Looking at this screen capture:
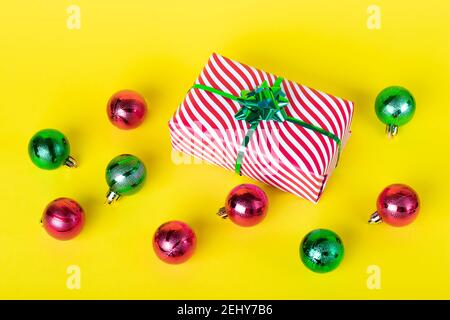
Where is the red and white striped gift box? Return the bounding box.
[169,53,353,203]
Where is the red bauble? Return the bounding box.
[220,184,268,227]
[41,198,85,240]
[107,90,147,130]
[370,184,420,227]
[153,221,196,264]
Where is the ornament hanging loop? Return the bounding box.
[386,124,398,138]
[105,190,120,205]
[217,207,228,219]
[369,211,382,224]
[64,156,78,168]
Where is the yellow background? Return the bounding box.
[0,0,449,299]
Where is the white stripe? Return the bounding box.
[189,90,236,164]
[176,103,232,169]
[208,58,241,96]
[303,86,343,138]
[281,83,328,174]
[252,125,316,201]
[184,94,234,170]
[249,69,318,200]
[215,55,251,90]
[268,125,322,192]
[221,57,319,196]
[283,82,330,172]
[313,89,347,137]
[218,55,282,183]
[169,122,228,169]
[197,72,242,152]
[337,97,352,131]
[170,118,227,169]
[259,73,320,197]
[216,56,310,197]
[200,58,269,183]
[265,74,322,176]
[232,57,258,88]
[346,101,354,130]
[291,82,334,163]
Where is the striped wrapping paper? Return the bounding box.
[169,53,354,203]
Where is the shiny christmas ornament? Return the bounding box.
[217,184,268,227]
[105,154,146,204]
[28,129,77,169]
[107,90,147,130]
[300,229,344,273]
[369,183,420,227]
[153,221,196,264]
[375,86,416,137]
[41,198,85,240]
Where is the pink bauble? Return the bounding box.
[224,184,268,227]
[153,221,196,264]
[41,198,85,240]
[376,184,420,227]
[107,90,147,130]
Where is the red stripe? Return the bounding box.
[247,131,319,201]
[186,92,236,166]
[285,80,332,166]
[169,121,226,168]
[299,85,339,145]
[222,56,323,180]
[176,100,231,168]
[224,59,320,198]
[218,54,254,89]
[206,59,239,96]
[193,89,238,156]
[308,87,344,137]
[221,60,309,192]
[213,54,253,91]
[252,69,321,196]
[281,81,328,173]
[202,59,276,186]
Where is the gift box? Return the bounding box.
[169,53,353,203]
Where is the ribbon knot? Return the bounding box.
[235,78,289,125]
[192,77,341,175]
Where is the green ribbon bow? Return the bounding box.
[192,77,341,175]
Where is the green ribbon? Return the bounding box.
[192,77,341,175]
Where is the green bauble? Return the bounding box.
[375,86,415,135]
[105,154,146,204]
[28,129,76,170]
[300,229,344,273]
